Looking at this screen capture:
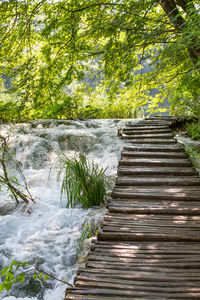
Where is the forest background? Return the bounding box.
[0,0,200,122]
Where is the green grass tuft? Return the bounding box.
[58,154,111,208]
[186,121,200,140]
[185,146,200,170]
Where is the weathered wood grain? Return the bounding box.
[66,117,200,299]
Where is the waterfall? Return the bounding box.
[0,119,133,300]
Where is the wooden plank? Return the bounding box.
[104,213,200,221]
[129,122,172,125]
[121,151,187,158]
[79,266,200,277]
[148,117,174,119]
[118,166,197,176]
[67,288,200,299]
[127,125,173,129]
[124,145,184,152]
[88,260,200,269]
[121,134,174,139]
[91,240,200,250]
[75,274,200,287]
[122,128,172,134]
[112,188,200,200]
[113,186,200,191]
[88,253,200,262]
[100,224,200,234]
[66,296,136,300]
[122,139,177,144]
[75,279,200,293]
[119,158,192,167]
[101,219,200,229]
[108,205,200,215]
[98,231,200,242]
[125,124,170,128]
[91,247,200,255]
[116,177,200,186]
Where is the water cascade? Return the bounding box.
[0,119,132,300]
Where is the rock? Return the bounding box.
[0,199,16,216]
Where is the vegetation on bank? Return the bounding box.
[0,0,200,122]
[186,121,200,141]
[58,154,111,208]
[0,260,73,293]
[185,146,200,169]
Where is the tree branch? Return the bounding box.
[63,2,121,13]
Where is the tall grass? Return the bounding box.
[58,154,111,208]
[186,121,200,140]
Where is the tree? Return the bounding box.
[0,136,35,205]
[0,0,199,120]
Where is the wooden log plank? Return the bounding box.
[108,205,200,215]
[78,266,200,276]
[113,186,200,192]
[108,199,200,207]
[119,158,192,167]
[97,231,200,242]
[75,279,200,293]
[110,204,200,217]
[145,117,175,120]
[91,247,200,255]
[121,134,174,139]
[67,287,200,299]
[91,246,200,255]
[88,253,200,262]
[121,151,187,158]
[118,166,197,176]
[122,129,172,134]
[101,217,200,226]
[123,145,184,152]
[86,260,200,269]
[101,219,200,229]
[112,188,200,200]
[125,125,170,129]
[129,122,172,125]
[104,213,200,221]
[91,240,200,249]
[122,139,177,144]
[75,273,200,287]
[66,295,137,300]
[108,200,200,209]
[116,177,200,186]
[99,227,200,236]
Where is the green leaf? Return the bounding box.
[1,267,9,276]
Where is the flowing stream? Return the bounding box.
[0,119,135,300]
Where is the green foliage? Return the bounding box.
[0,0,200,120]
[77,219,98,252]
[185,146,200,169]
[186,121,200,140]
[0,261,49,292]
[58,154,111,208]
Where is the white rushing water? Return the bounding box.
[0,119,135,300]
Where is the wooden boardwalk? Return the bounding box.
[65,117,200,299]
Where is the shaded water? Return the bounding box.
[0,119,133,300]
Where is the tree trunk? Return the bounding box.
[158,0,200,62]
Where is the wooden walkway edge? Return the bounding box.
[65,116,200,299]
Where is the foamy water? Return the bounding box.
[0,119,134,300]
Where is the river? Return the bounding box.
[0,119,135,300]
